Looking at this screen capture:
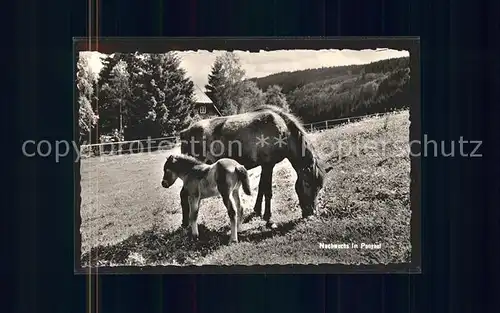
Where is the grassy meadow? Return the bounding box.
[79,110,411,266]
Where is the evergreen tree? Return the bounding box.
[124,53,157,140]
[205,58,225,109]
[98,60,130,137]
[124,53,195,140]
[96,52,137,142]
[76,54,98,143]
[151,52,195,134]
[98,53,136,90]
[205,52,246,115]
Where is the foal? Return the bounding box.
[161,154,252,243]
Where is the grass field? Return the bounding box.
[80,110,412,267]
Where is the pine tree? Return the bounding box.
[96,52,137,142]
[122,52,195,140]
[76,54,98,143]
[150,52,195,135]
[124,53,157,140]
[205,52,246,115]
[205,58,225,107]
[98,53,136,89]
[98,60,130,137]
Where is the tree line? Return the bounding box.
[77,52,195,144]
[77,52,410,144]
[77,51,290,144]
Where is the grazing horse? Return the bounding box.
[179,105,333,229]
[161,154,252,243]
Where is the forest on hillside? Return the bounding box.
[249,56,410,123]
[78,52,411,145]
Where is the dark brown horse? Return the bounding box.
[179,105,333,228]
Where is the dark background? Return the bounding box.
[13,0,499,312]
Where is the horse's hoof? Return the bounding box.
[302,211,314,219]
[266,222,278,229]
[243,212,260,223]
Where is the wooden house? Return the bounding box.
[192,85,222,118]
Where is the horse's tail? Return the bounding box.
[180,124,203,156]
[179,128,189,154]
[235,165,251,195]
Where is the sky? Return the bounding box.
[83,49,409,91]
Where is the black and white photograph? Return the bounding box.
[75,38,420,272]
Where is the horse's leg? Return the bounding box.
[180,187,189,228]
[251,164,272,219]
[253,182,264,216]
[221,192,239,243]
[217,178,238,243]
[262,164,277,229]
[188,195,201,240]
[232,188,243,232]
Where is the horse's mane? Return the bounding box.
[252,105,307,135]
[173,154,204,168]
[253,105,326,178]
[253,105,318,155]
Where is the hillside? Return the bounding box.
[249,57,410,123]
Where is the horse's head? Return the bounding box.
[295,161,333,217]
[161,155,178,188]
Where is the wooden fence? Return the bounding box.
[80,112,389,158]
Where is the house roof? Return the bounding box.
[193,85,222,116]
[194,85,213,103]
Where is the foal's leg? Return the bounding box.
[219,189,239,243]
[226,193,239,243]
[232,188,243,231]
[262,165,277,229]
[188,195,201,240]
[216,167,239,243]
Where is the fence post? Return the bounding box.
[325,120,328,129]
